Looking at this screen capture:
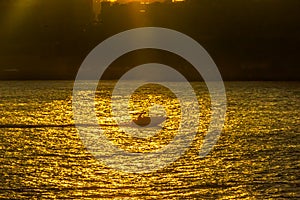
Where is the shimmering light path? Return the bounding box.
[0,81,299,199]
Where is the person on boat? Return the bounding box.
[133,112,165,127]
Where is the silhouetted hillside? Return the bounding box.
[0,0,299,80]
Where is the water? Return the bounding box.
[0,81,299,199]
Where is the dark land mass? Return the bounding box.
[0,0,299,81]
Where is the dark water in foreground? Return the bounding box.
[0,81,299,199]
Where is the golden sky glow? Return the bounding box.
[92,0,185,21]
[99,0,184,3]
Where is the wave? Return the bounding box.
[0,124,115,129]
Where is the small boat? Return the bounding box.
[133,113,151,127]
[119,112,166,128]
[133,112,166,127]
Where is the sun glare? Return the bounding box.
[104,0,185,3]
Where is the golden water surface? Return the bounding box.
[0,81,299,199]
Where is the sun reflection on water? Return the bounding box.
[0,81,299,199]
